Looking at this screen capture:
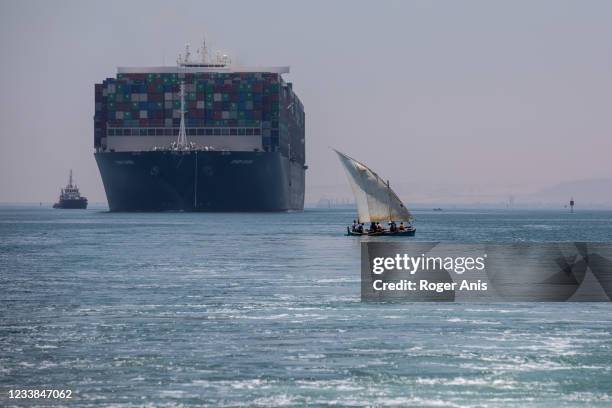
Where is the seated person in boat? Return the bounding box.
[389,221,397,232]
[357,223,364,233]
[369,222,377,232]
[376,222,384,232]
[351,220,358,232]
[398,222,405,231]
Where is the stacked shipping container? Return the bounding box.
[94,71,305,164]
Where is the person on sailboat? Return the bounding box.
[351,220,358,232]
[369,222,377,232]
[389,221,397,233]
[399,222,405,231]
[357,223,364,233]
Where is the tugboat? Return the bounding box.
[334,150,416,236]
[53,170,88,209]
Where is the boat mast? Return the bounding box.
[177,82,188,148]
[176,44,190,149]
[387,180,392,222]
[198,37,209,64]
[69,169,73,187]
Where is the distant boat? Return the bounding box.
[334,150,415,236]
[433,208,443,211]
[53,170,88,209]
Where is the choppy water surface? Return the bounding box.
[1,206,612,407]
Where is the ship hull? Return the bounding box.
[95,151,305,212]
[53,198,88,209]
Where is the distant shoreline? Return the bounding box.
[2,203,612,211]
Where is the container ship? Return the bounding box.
[94,41,306,211]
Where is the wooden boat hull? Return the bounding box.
[346,227,416,237]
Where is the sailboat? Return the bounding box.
[334,150,415,236]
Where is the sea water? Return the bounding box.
[1,206,611,407]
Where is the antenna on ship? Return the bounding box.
[177,43,191,65]
[570,197,575,213]
[184,43,191,64]
[198,37,209,64]
[69,169,73,187]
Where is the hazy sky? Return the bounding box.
[1,0,611,204]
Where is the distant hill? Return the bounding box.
[521,178,612,206]
[307,178,612,209]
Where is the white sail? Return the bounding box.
[335,150,412,223]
